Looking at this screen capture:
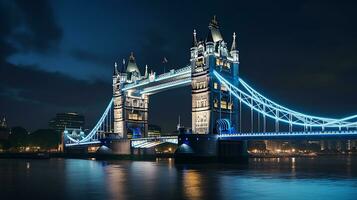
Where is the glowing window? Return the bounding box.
[228,102,233,110]
[216,59,220,66]
[221,100,227,109]
[128,113,142,120]
[214,99,218,108]
[221,84,228,92]
[214,82,218,89]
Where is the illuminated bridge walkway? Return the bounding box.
[130,136,178,148]
[63,68,357,148]
[122,65,191,95]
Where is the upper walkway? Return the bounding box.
[122,66,191,95]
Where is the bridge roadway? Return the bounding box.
[65,131,357,148]
[128,130,357,149]
[218,130,357,140]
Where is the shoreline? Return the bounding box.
[0,152,356,160]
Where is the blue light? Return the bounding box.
[213,70,357,129]
[218,130,357,139]
[123,65,191,91]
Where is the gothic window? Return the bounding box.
[226,62,231,69]
[128,113,142,120]
[228,102,233,110]
[216,59,220,66]
[221,84,228,92]
[214,99,218,108]
[221,100,227,109]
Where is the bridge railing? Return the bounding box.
[64,98,113,147]
[122,65,191,91]
[213,70,357,130]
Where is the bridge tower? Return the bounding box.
[113,53,149,138]
[191,16,240,134]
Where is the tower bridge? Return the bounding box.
[64,17,357,160]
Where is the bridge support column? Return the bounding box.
[113,90,149,138]
[175,134,248,163]
[175,134,218,162]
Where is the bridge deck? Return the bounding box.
[219,131,357,140]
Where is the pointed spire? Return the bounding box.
[122,58,126,72]
[1,116,7,128]
[144,64,148,78]
[208,15,223,43]
[113,62,118,75]
[129,52,135,62]
[192,29,198,47]
[231,32,237,51]
[209,15,219,29]
[177,115,181,131]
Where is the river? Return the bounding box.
[1,156,357,200]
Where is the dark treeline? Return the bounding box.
[0,127,61,151]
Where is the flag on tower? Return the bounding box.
[162,57,168,73]
[162,57,168,64]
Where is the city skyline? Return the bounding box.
[1,0,357,132]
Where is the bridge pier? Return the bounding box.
[100,138,131,155]
[175,134,248,163]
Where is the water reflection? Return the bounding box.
[105,161,128,200]
[1,157,357,200]
[183,170,202,200]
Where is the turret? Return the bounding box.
[230,32,239,63]
[206,26,215,54]
[121,59,126,72]
[126,52,141,82]
[190,29,198,59]
[144,64,148,78]
[113,62,118,76]
[192,29,198,47]
[0,117,6,128]
[112,62,119,94]
[208,16,223,43]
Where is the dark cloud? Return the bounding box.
[0,62,111,129]
[2,0,357,132]
[0,0,62,57]
[70,49,111,67]
[0,0,108,130]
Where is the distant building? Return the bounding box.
[49,113,85,133]
[320,140,357,152]
[148,124,161,137]
[0,117,9,140]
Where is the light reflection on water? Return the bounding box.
[1,157,357,200]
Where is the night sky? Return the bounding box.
[1,0,357,133]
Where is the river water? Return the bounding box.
[1,156,357,200]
